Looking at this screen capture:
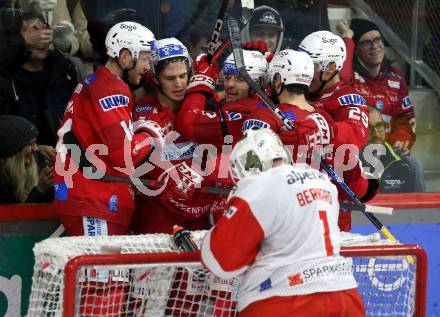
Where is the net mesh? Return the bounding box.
[28,232,419,317]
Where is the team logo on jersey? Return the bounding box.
[388,80,400,89]
[402,96,413,109]
[338,94,366,107]
[54,183,68,201]
[108,195,118,212]
[259,278,272,291]
[99,94,129,112]
[225,111,242,121]
[288,273,304,286]
[83,74,96,87]
[243,119,269,131]
[376,100,384,111]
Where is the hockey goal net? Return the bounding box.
[27,232,427,317]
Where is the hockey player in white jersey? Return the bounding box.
[201,129,365,317]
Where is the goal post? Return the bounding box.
[28,232,428,317]
[341,244,427,317]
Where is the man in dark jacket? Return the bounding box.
[1,6,78,146]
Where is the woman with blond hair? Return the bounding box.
[0,115,54,204]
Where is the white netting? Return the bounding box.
[28,231,420,317]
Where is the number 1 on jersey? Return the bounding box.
[319,210,334,256]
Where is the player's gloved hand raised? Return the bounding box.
[187,54,220,95]
[279,110,336,149]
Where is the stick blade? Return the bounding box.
[365,204,394,215]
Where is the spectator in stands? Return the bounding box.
[254,0,330,50]
[7,7,79,146]
[338,18,425,192]
[185,22,211,59]
[361,106,416,193]
[0,115,54,204]
[0,5,53,114]
[241,5,284,55]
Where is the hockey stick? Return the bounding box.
[206,0,229,63]
[81,168,391,214]
[225,15,401,244]
[240,0,255,26]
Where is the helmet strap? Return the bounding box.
[317,69,338,94]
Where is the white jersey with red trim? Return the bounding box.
[201,163,357,311]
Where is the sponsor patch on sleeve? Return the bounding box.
[99,95,130,112]
[337,94,366,107]
[242,119,269,131]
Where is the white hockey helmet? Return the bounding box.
[269,49,314,87]
[222,50,268,85]
[105,21,155,60]
[151,37,191,68]
[299,31,346,72]
[230,128,290,179]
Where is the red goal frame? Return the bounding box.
[62,245,427,317]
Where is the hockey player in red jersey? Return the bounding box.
[52,21,162,317]
[243,49,335,161]
[53,21,161,237]
[201,129,365,317]
[130,38,232,235]
[299,31,378,231]
[175,45,269,148]
[129,38,233,317]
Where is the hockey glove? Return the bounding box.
[279,110,336,149]
[157,162,205,202]
[187,54,220,95]
[133,119,166,150]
